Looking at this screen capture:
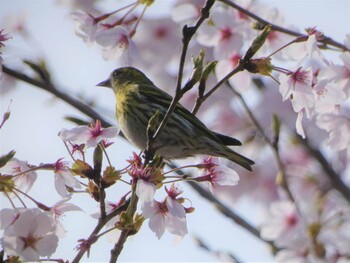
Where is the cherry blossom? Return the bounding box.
[1,208,59,261]
[279,67,315,113]
[171,0,204,24]
[0,158,37,193]
[49,195,83,237]
[136,179,156,203]
[141,197,188,239]
[215,51,253,92]
[53,158,82,196]
[196,157,239,194]
[324,52,350,97]
[260,200,303,247]
[283,30,325,63]
[95,26,138,64]
[316,112,350,152]
[165,184,186,218]
[59,120,119,148]
[197,8,244,59]
[133,18,181,65]
[0,208,21,230]
[71,11,102,46]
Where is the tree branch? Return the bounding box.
[219,0,350,52]
[187,181,278,251]
[72,199,130,263]
[2,65,112,128]
[297,136,350,203]
[109,229,130,263]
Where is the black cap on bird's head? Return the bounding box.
[96,67,154,88]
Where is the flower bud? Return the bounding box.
[245,57,273,76]
[0,175,15,192]
[87,181,100,202]
[272,114,281,147]
[102,166,121,188]
[138,0,154,6]
[243,24,271,60]
[0,150,16,168]
[93,145,103,179]
[71,159,94,179]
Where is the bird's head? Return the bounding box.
[97,67,154,91]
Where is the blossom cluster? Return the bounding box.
[0,120,240,261]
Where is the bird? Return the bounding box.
[97,67,254,171]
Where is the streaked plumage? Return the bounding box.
[97,67,254,171]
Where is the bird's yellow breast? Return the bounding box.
[114,84,139,122]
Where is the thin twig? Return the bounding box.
[297,136,350,203]
[227,83,295,202]
[71,199,130,263]
[187,181,278,250]
[2,65,112,128]
[219,0,350,52]
[147,0,216,158]
[109,230,130,263]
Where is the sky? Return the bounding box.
[0,0,349,262]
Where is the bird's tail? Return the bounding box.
[219,147,255,171]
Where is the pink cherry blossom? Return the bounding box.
[283,32,325,63]
[0,208,21,230]
[53,159,82,197]
[313,79,347,114]
[1,208,59,261]
[136,179,156,203]
[0,29,11,48]
[0,158,37,193]
[141,199,188,239]
[196,157,239,194]
[316,112,350,152]
[279,67,315,113]
[59,120,119,148]
[95,26,138,64]
[165,184,186,218]
[71,11,102,46]
[171,0,204,24]
[279,67,315,137]
[324,52,350,96]
[215,51,253,92]
[197,9,243,59]
[50,195,83,237]
[133,18,181,65]
[261,200,303,247]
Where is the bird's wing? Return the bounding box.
[213,132,242,146]
[138,84,226,143]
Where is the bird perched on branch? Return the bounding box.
[97,67,254,171]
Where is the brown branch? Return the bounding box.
[186,181,278,251]
[2,65,112,128]
[219,0,350,52]
[227,82,295,202]
[72,199,130,263]
[297,136,350,203]
[109,230,130,263]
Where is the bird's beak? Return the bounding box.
[96,79,112,88]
